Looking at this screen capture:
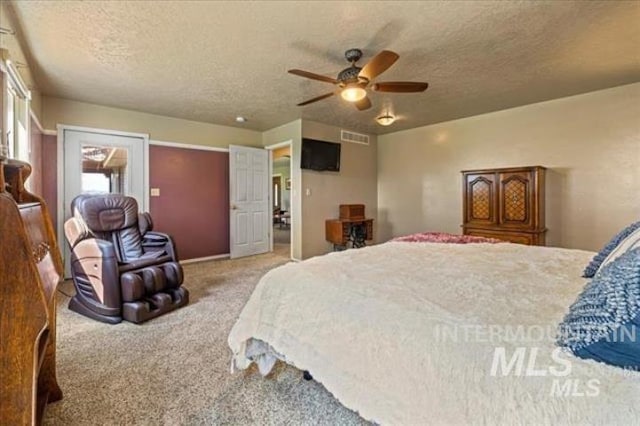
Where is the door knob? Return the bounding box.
[231,204,238,210]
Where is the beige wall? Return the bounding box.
[30,92,42,122]
[378,83,640,251]
[42,96,262,148]
[302,120,377,259]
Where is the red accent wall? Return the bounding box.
[41,134,58,230]
[149,145,230,260]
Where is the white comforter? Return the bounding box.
[228,242,640,425]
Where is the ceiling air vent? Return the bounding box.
[340,130,370,145]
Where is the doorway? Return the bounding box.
[269,143,292,257]
[59,126,149,275]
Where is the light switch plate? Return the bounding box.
[150,188,160,197]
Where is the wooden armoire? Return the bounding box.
[461,166,546,245]
[0,158,63,424]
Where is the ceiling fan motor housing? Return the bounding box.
[339,48,368,86]
[338,66,363,84]
[344,48,363,63]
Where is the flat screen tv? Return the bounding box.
[301,138,341,172]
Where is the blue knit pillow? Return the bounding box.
[583,221,640,277]
[558,247,640,369]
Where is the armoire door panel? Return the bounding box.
[465,173,496,225]
[498,172,534,228]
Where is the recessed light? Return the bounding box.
[236,116,247,123]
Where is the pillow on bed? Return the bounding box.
[558,247,640,369]
[598,227,640,272]
[583,221,640,277]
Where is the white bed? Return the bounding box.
[228,242,640,425]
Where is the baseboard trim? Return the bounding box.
[181,251,298,264]
[180,253,230,264]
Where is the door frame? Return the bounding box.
[56,124,149,266]
[265,140,293,259]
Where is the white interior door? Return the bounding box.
[229,145,270,259]
[62,129,147,274]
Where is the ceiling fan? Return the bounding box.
[288,48,428,111]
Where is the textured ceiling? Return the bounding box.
[7,0,640,135]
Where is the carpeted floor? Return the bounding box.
[273,224,291,245]
[45,244,367,425]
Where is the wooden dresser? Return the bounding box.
[0,159,63,424]
[461,166,546,245]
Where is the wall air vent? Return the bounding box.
[340,129,370,145]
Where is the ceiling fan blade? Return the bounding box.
[354,96,372,111]
[288,69,338,84]
[372,81,429,93]
[358,50,399,81]
[297,92,335,106]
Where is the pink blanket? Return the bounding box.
[391,232,505,244]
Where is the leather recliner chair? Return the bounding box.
[64,194,188,324]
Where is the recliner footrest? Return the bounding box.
[122,288,189,323]
[120,262,182,302]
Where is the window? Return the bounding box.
[1,58,31,161]
[82,173,111,193]
[4,83,14,157]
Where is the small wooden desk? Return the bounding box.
[325,218,373,250]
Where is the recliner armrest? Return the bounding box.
[73,238,118,260]
[118,252,172,272]
[138,212,153,234]
[142,231,178,262]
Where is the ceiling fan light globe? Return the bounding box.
[341,86,367,102]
